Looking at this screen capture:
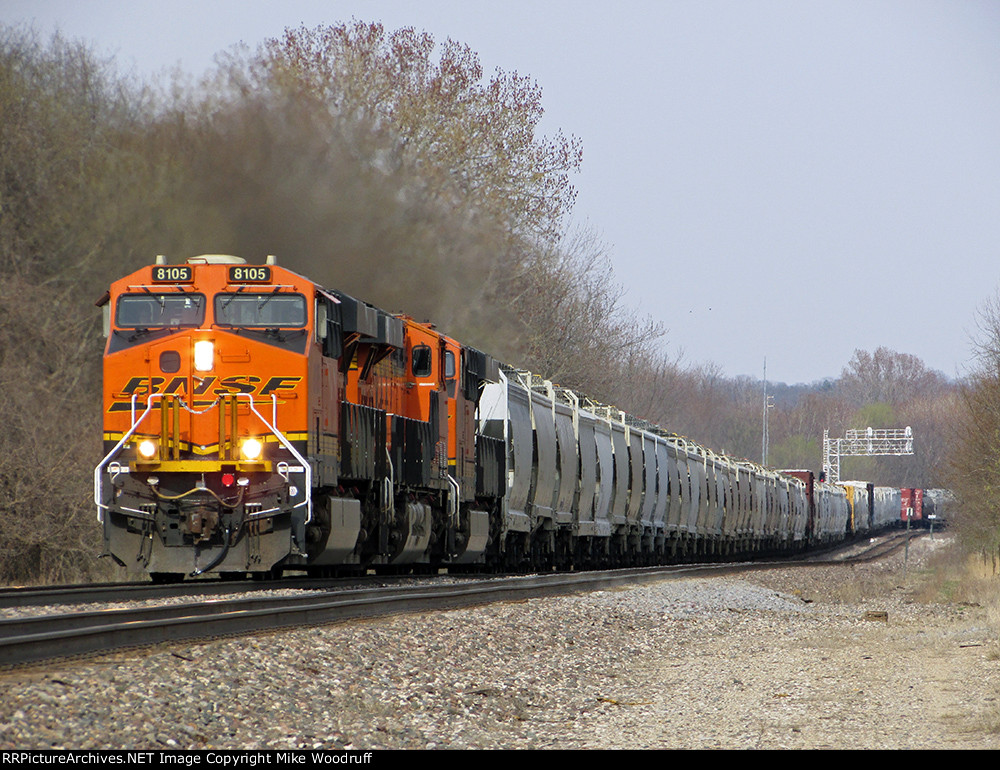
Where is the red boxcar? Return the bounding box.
[900,488,923,524]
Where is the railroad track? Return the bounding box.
[0,574,382,609]
[0,564,756,669]
[811,528,925,564]
[0,532,923,669]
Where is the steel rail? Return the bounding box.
[0,580,267,609]
[0,531,922,668]
[0,529,920,610]
[0,566,731,668]
[0,575,407,609]
[829,528,920,563]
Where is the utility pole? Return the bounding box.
[761,358,774,465]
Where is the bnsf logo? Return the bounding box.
[109,375,301,411]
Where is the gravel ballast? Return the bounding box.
[2,535,998,750]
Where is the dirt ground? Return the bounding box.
[679,535,1000,749]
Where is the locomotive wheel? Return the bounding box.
[251,566,283,581]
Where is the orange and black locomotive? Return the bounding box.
[95,255,502,580]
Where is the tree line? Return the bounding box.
[0,22,990,581]
[0,22,654,581]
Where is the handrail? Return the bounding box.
[95,393,159,522]
[243,393,312,525]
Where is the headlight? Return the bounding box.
[138,439,157,459]
[193,340,214,372]
[241,438,263,460]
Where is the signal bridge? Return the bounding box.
[822,427,914,483]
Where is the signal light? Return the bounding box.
[221,473,235,488]
[138,440,157,459]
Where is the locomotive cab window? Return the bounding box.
[116,294,205,328]
[411,344,433,377]
[214,293,307,328]
[444,350,457,396]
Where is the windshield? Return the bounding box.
[214,293,307,328]
[116,294,206,328]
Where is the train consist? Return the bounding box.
[96,255,926,580]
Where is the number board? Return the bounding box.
[151,265,193,283]
[228,266,272,283]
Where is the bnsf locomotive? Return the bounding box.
[95,255,904,581]
[96,255,503,579]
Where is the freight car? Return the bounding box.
[838,480,874,536]
[872,486,903,531]
[900,488,924,525]
[917,488,951,528]
[96,255,889,580]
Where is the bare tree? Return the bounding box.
[839,347,948,407]
[0,28,158,581]
[949,295,1000,562]
[255,21,583,246]
[496,228,666,400]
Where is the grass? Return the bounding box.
[913,539,1000,735]
[912,541,1000,607]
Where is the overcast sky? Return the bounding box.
[7,0,1000,384]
